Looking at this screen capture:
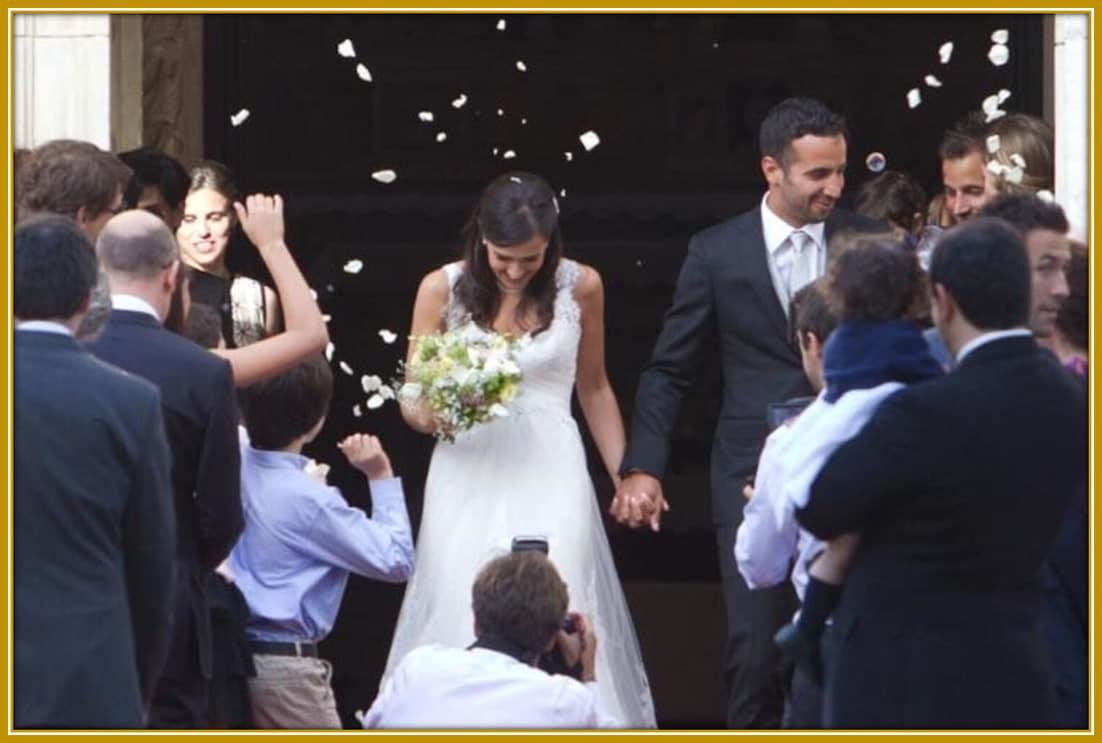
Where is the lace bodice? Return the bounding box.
[442,260,582,419]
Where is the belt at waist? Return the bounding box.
[249,640,318,658]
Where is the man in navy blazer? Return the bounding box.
[87,210,243,728]
[798,218,1086,728]
[14,216,176,728]
[613,97,882,727]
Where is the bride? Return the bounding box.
[384,172,656,728]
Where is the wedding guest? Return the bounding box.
[118,146,190,232]
[363,551,617,729]
[798,217,1086,728]
[14,215,175,727]
[87,210,242,728]
[939,111,996,224]
[185,301,227,350]
[228,355,414,729]
[17,139,132,339]
[613,96,881,728]
[177,161,282,347]
[984,113,1054,197]
[854,170,926,237]
[1052,240,1087,377]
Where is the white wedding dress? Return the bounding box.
[383,259,656,728]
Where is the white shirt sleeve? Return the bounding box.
[735,424,798,589]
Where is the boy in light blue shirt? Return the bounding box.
[228,355,414,728]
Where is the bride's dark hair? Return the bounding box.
[454,171,563,335]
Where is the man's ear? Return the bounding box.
[74,205,92,228]
[163,259,181,293]
[930,282,955,325]
[761,155,783,188]
[806,331,825,363]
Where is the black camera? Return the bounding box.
[511,536,549,554]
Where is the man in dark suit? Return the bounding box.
[613,97,882,727]
[87,210,243,728]
[14,215,176,728]
[797,218,1087,728]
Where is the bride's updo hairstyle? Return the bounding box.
[455,171,564,335]
[826,232,928,323]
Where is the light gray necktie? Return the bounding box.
[786,229,816,303]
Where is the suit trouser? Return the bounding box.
[716,525,798,729]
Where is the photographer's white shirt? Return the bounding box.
[361,645,620,729]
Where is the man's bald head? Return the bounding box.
[97,209,179,279]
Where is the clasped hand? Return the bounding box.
[608,472,669,532]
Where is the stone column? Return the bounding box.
[1052,13,1089,240]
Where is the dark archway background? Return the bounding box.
[203,13,1043,727]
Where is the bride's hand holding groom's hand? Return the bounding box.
[609,472,669,532]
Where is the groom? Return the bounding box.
[612,97,881,728]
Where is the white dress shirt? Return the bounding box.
[110,294,161,321]
[15,321,73,336]
[361,645,620,729]
[760,192,826,314]
[955,328,1033,363]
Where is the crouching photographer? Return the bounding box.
[360,551,620,728]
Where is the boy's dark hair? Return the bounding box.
[1056,240,1088,351]
[239,355,334,450]
[929,217,1031,330]
[854,170,927,235]
[118,147,190,210]
[790,277,839,347]
[977,192,1069,236]
[827,233,926,323]
[938,111,987,162]
[14,215,99,320]
[184,302,225,349]
[759,97,847,168]
[472,551,568,655]
[19,139,130,221]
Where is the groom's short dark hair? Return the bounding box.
[759,97,847,168]
[239,355,333,450]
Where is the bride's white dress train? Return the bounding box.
[383,259,656,728]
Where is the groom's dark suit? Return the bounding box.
[88,309,242,727]
[622,205,880,727]
[799,336,1087,728]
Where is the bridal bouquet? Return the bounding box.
[397,321,523,443]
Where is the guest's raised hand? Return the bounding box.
[338,433,394,480]
[234,193,285,250]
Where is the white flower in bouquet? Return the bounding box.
[398,320,523,443]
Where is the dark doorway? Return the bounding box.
[203,13,1043,727]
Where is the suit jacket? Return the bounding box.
[799,336,1087,728]
[622,206,882,525]
[14,330,176,728]
[87,310,242,685]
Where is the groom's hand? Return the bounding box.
[610,472,669,532]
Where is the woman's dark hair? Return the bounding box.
[454,172,563,335]
[827,233,927,323]
[187,160,240,207]
[854,170,927,235]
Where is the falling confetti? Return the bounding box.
[865,152,887,172]
[564,151,573,162]
[371,169,397,184]
[492,147,499,156]
[924,74,943,88]
[496,18,506,31]
[985,109,1007,124]
[986,160,1006,176]
[988,44,1009,66]
[361,374,382,393]
[521,118,528,125]
[325,284,335,293]
[352,404,363,417]
[230,109,250,127]
[502,150,516,159]
[436,132,447,142]
[1036,190,1055,203]
[938,41,954,64]
[339,361,354,375]
[418,111,435,122]
[635,259,643,267]
[337,38,356,58]
[560,188,567,198]
[515,60,527,72]
[991,29,1009,44]
[378,329,398,344]
[355,64,372,82]
[322,314,332,323]
[552,196,560,214]
[325,342,335,361]
[343,259,364,274]
[907,88,922,109]
[309,289,318,300]
[367,394,385,409]
[452,93,468,109]
[997,88,1012,104]
[579,130,600,151]
[497,108,505,116]
[509,176,522,183]
[986,134,1001,153]
[1005,166,1024,184]
[981,94,1001,114]
[1009,153,1027,169]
